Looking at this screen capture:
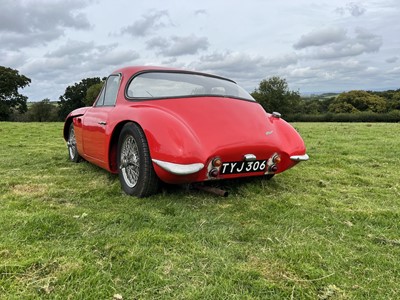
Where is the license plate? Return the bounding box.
[220,160,266,174]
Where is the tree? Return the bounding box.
[328,101,359,113]
[85,82,104,106]
[297,98,324,114]
[0,66,31,121]
[328,90,387,113]
[388,92,400,110]
[27,99,59,122]
[251,76,301,116]
[58,77,102,120]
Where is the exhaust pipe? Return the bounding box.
[195,185,229,197]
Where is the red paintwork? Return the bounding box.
[64,66,307,184]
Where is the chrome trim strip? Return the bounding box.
[243,154,257,161]
[272,111,281,118]
[152,159,204,175]
[290,154,309,161]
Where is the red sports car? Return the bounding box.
[64,66,308,197]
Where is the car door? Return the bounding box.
[81,74,121,165]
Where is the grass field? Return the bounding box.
[0,122,399,299]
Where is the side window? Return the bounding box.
[95,86,106,106]
[96,75,120,107]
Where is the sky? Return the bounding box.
[0,0,399,101]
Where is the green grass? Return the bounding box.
[0,122,399,299]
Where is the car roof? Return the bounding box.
[111,66,185,77]
[110,66,235,83]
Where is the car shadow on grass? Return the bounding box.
[159,175,281,199]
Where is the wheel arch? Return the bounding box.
[108,120,144,173]
[63,107,89,141]
[63,115,83,141]
[63,117,74,141]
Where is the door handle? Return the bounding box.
[98,121,107,125]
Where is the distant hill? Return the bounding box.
[301,92,340,100]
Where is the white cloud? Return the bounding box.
[0,50,27,69]
[293,27,347,49]
[295,27,382,59]
[386,66,400,75]
[193,51,265,75]
[0,0,91,49]
[46,40,95,58]
[385,56,398,63]
[194,9,207,16]
[1,0,399,101]
[335,2,366,17]
[146,35,209,56]
[121,10,171,37]
[289,67,315,78]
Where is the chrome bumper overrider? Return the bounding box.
[290,154,309,161]
[152,159,204,175]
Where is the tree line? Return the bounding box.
[0,66,105,121]
[1,66,400,122]
[252,76,400,122]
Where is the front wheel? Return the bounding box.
[67,123,81,163]
[117,122,160,197]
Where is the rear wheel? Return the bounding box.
[117,122,159,197]
[67,123,81,163]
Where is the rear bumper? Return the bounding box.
[290,154,309,162]
[152,159,204,175]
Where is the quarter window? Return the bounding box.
[96,75,120,106]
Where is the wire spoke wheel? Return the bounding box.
[120,135,140,188]
[67,123,81,162]
[117,122,160,197]
[68,126,77,159]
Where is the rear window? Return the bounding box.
[126,71,255,101]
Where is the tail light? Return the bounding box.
[209,168,219,178]
[265,153,281,174]
[212,157,222,167]
[272,154,281,164]
[207,157,223,179]
[269,165,278,172]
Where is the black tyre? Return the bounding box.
[67,123,81,163]
[117,122,160,197]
